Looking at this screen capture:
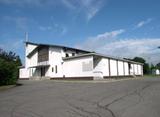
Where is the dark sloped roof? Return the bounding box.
[26,41,91,53]
[63,52,144,65]
[26,41,143,65]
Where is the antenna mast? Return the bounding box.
[25,32,29,42]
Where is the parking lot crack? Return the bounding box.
[66,101,102,117]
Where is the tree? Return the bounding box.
[132,57,150,74]
[143,63,150,74]
[156,63,160,70]
[150,64,155,70]
[132,57,146,63]
[0,48,21,86]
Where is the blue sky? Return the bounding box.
[0,0,160,64]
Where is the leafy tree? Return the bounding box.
[0,48,21,86]
[143,63,150,74]
[156,63,160,70]
[131,57,150,74]
[150,64,155,70]
[132,57,146,64]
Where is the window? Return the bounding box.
[72,53,75,56]
[82,61,92,71]
[52,67,54,72]
[55,65,57,73]
[66,53,69,57]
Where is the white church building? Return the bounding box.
[19,42,143,80]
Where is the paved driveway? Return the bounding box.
[0,78,160,117]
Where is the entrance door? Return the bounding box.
[41,67,45,77]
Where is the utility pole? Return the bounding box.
[25,32,29,42]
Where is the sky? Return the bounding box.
[0,0,160,65]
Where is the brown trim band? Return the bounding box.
[50,77,93,80]
[19,78,29,80]
[104,75,134,79]
[104,75,143,79]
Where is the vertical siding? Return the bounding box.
[134,64,138,75]
[118,61,124,76]
[102,58,109,76]
[110,59,118,76]
[94,58,109,77]
[124,62,129,76]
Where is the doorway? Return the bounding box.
[41,67,45,77]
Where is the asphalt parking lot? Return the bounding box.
[0,78,160,117]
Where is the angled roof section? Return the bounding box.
[26,41,91,57]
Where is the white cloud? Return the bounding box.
[39,23,67,35]
[0,0,56,7]
[61,0,76,9]
[76,29,125,50]
[0,0,106,21]
[39,26,52,31]
[76,30,160,64]
[61,0,106,20]
[3,16,29,30]
[136,18,152,28]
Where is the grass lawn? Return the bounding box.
[0,85,16,91]
[143,74,160,78]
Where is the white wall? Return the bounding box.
[118,61,124,76]
[49,47,63,77]
[129,63,143,76]
[137,65,141,75]
[49,47,89,78]
[110,59,118,76]
[155,69,160,75]
[29,52,38,67]
[124,62,129,76]
[102,58,109,76]
[138,64,143,75]
[19,68,29,78]
[26,44,37,55]
[25,44,37,68]
[135,64,138,75]
[94,58,109,77]
[63,56,93,77]
[20,43,38,79]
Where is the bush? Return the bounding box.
[0,49,21,86]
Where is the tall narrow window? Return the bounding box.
[52,67,54,72]
[55,65,57,73]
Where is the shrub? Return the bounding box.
[0,49,21,86]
